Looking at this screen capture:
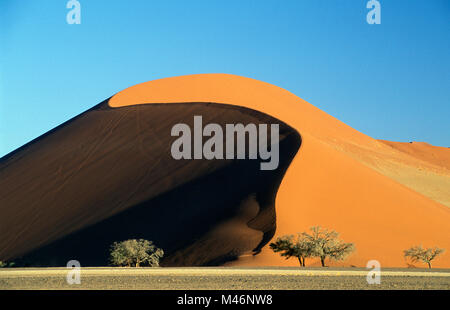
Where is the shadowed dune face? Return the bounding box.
[0,102,300,266]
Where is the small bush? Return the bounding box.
[0,261,15,268]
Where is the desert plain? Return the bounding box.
[1,267,449,290]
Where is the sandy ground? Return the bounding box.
[1,267,449,290]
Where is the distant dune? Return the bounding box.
[371,140,450,208]
[379,141,450,170]
[1,74,449,268]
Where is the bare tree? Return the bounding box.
[404,245,445,269]
[270,234,311,266]
[302,226,355,267]
[110,239,164,267]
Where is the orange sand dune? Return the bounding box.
[111,73,450,268]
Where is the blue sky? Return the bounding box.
[0,0,449,157]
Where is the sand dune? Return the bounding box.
[110,74,450,268]
[1,73,449,268]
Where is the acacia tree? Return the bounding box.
[110,239,164,267]
[404,245,445,269]
[301,226,355,267]
[270,234,311,267]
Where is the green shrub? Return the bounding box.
[0,261,15,268]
